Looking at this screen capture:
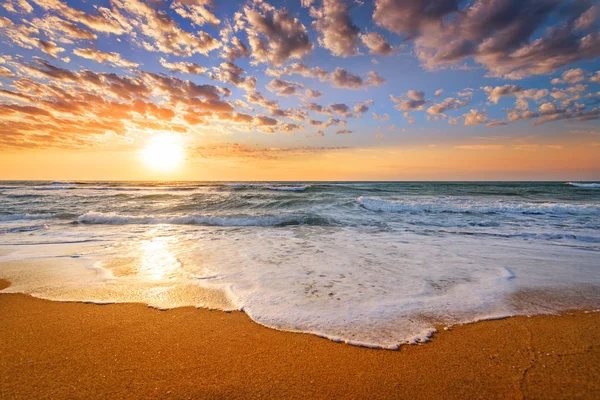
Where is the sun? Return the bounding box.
[142,134,185,171]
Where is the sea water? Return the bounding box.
[0,181,599,348]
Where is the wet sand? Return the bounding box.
[0,278,599,399]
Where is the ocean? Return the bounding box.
[0,181,599,348]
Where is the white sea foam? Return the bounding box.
[568,182,600,188]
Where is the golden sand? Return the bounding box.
[0,279,598,399]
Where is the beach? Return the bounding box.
[1,279,599,399]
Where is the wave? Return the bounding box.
[1,224,48,234]
[0,213,78,222]
[264,185,310,192]
[30,186,78,191]
[567,182,600,188]
[0,214,52,222]
[229,183,311,192]
[76,211,330,227]
[19,185,205,193]
[135,193,180,200]
[439,230,600,243]
[357,196,600,216]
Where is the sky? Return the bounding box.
[0,0,599,181]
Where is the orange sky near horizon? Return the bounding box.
[1,141,599,181]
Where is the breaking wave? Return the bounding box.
[357,196,600,216]
[76,211,331,227]
[567,182,600,188]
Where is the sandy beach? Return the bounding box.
[1,279,598,399]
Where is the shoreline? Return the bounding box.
[1,279,599,399]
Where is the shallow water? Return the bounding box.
[1,181,599,348]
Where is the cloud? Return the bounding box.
[2,0,597,150]
[208,62,256,92]
[354,100,374,114]
[3,0,34,14]
[160,58,207,75]
[365,71,385,86]
[111,0,220,57]
[0,66,15,77]
[373,0,460,38]
[30,0,129,35]
[0,66,214,148]
[73,48,139,68]
[374,0,600,79]
[270,107,308,121]
[406,90,424,101]
[360,32,393,55]
[253,115,278,126]
[279,122,304,135]
[463,109,488,126]
[304,89,322,99]
[373,112,389,121]
[330,103,353,117]
[336,128,352,134]
[307,118,346,128]
[267,63,384,89]
[483,85,550,116]
[144,71,225,102]
[240,0,313,66]
[310,0,360,57]
[329,67,364,89]
[246,91,279,109]
[390,90,428,111]
[426,97,468,115]
[220,35,250,61]
[193,143,350,160]
[266,79,305,97]
[171,0,220,27]
[31,15,98,42]
[0,16,65,57]
[304,102,332,115]
[484,85,523,104]
[550,68,586,85]
[486,120,507,127]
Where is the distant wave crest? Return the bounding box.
[228,183,310,192]
[567,182,600,188]
[357,196,599,216]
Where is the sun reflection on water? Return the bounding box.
[137,235,182,281]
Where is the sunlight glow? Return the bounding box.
[142,134,184,171]
[138,236,181,281]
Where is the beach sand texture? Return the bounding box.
[1,279,598,399]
